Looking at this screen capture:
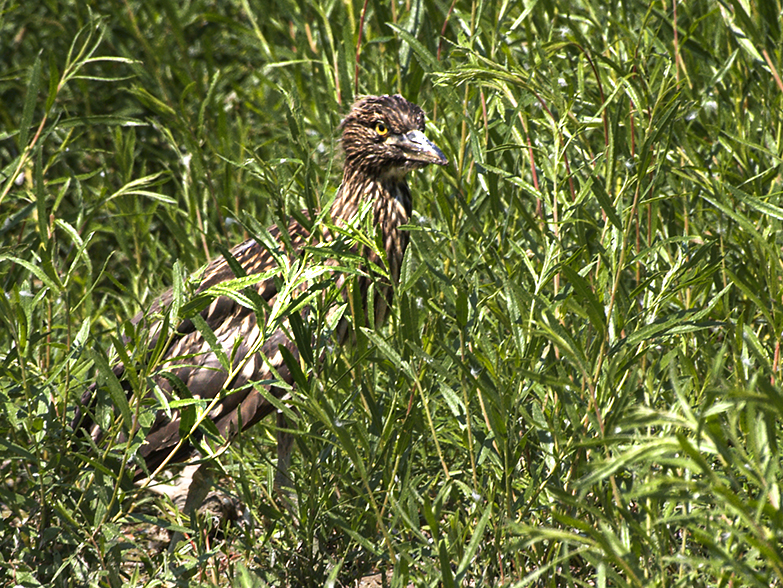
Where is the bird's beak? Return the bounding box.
[391,129,448,166]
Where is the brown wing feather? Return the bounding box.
[135,221,309,471]
[72,220,308,473]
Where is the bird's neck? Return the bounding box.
[330,168,413,284]
[331,168,412,231]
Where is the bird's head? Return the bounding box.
[340,94,448,181]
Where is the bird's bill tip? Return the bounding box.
[396,130,448,166]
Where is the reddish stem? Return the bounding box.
[438,0,457,61]
[354,0,370,96]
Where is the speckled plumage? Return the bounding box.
[77,94,447,479]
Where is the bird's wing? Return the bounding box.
[75,220,311,473]
[136,221,311,471]
[131,223,293,349]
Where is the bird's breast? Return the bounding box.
[372,180,411,286]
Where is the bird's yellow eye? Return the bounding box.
[375,121,389,136]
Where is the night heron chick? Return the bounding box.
[77,94,447,501]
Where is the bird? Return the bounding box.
[75,94,447,502]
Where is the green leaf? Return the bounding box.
[19,54,42,150]
[90,347,131,434]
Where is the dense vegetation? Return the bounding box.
[3,0,783,586]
